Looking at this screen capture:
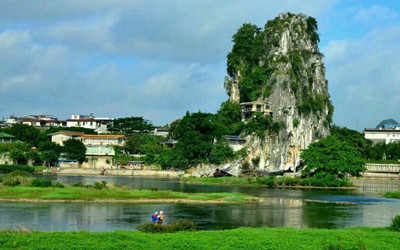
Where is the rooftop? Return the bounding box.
[0,132,15,138]
[82,134,125,139]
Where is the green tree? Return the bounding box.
[301,136,365,179]
[108,117,154,134]
[216,101,244,135]
[9,149,28,165]
[331,125,372,158]
[40,150,58,167]
[63,139,86,164]
[38,141,63,156]
[2,123,46,146]
[27,150,42,166]
[209,142,235,165]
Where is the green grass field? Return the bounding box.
[0,227,399,249]
[0,185,252,203]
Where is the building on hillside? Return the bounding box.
[240,101,273,120]
[0,132,16,143]
[66,114,112,134]
[49,131,84,146]
[363,124,400,144]
[82,134,125,170]
[226,135,246,152]
[152,127,169,137]
[81,134,125,146]
[6,114,65,129]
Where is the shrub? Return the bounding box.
[391,214,400,231]
[2,170,32,186]
[31,179,52,188]
[0,164,35,173]
[0,177,2,183]
[93,181,107,190]
[149,187,158,192]
[73,182,84,187]
[256,176,275,187]
[53,182,65,188]
[137,220,196,233]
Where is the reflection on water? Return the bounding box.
[0,175,399,232]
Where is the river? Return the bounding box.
[0,175,399,231]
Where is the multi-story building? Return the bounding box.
[240,101,273,120]
[363,124,400,144]
[66,114,111,134]
[49,131,84,146]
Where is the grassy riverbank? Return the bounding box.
[0,185,253,203]
[384,190,400,199]
[1,227,399,249]
[181,176,354,189]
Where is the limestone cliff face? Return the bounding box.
[229,13,332,172]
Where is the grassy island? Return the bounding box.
[181,176,354,189]
[1,227,399,249]
[0,185,254,204]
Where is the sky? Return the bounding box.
[0,0,399,130]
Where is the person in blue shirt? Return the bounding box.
[151,212,158,224]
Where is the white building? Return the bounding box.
[66,114,111,134]
[240,101,273,120]
[6,114,65,128]
[363,124,400,144]
[152,127,169,137]
[49,131,84,146]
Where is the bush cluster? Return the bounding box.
[254,176,352,187]
[137,220,196,233]
[31,179,52,188]
[0,164,34,173]
[72,181,107,190]
[391,215,400,231]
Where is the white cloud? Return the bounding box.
[323,24,400,129]
[354,5,398,25]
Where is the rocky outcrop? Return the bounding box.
[228,13,332,173]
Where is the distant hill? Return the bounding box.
[376,119,399,128]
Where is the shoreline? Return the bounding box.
[0,198,249,204]
[49,168,184,178]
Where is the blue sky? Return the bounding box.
[0,0,399,130]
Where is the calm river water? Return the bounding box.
[0,175,399,231]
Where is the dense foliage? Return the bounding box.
[0,164,35,173]
[108,117,154,134]
[157,111,236,169]
[63,139,86,164]
[300,136,366,179]
[182,176,352,188]
[1,123,46,146]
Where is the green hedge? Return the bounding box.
[0,164,35,173]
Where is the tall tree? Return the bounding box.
[63,139,86,164]
[108,117,154,134]
[301,136,365,179]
